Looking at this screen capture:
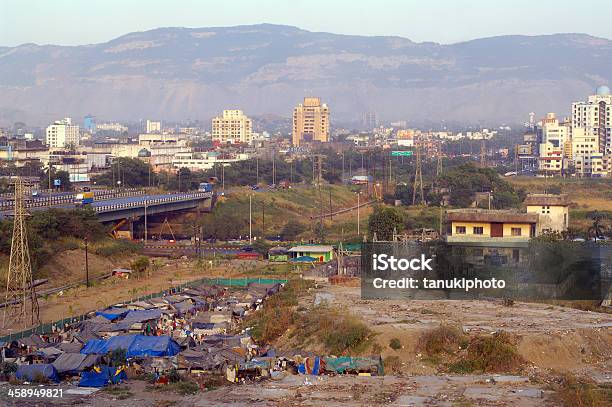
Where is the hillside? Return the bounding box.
[1,24,611,125]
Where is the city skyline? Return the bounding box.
[2,0,612,47]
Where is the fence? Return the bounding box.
[0,276,287,343]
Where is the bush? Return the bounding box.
[383,355,402,374]
[94,240,142,257]
[418,325,466,356]
[130,256,150,275]
[389,338,402,350]
[552,374,610,407]
[109,348,127,367]
[448,332,524,374]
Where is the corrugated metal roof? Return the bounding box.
[287,245,334,253]
[523,194,570,206]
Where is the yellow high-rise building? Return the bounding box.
[212,110,252,145]
[292,97,329,146]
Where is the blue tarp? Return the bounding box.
[16,364,60,383]
[80,335,181,358]
[79,366,128,387]
[95,308,130,321]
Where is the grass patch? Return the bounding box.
[383,355,402,374]
[551,374,611,407]
[93,239,142,257]
[298,305,372,355]
[448,332,524,374]
[103,385,133,400]
[242,279,314,343]
[149,381,200,396]
[418,325,467,356]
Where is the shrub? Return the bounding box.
[418,325,466,356]
[449,332,524,374]
[108,348,127,367]
[552,374,609,407]
[383,355,402,374]
[389,338,402,350]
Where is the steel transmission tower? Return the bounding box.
[3,177,39,328]
[412,144,425,205]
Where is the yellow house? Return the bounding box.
[524,194,570,234]
[446,209,538,244]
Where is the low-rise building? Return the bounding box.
[446,209,538,245]
[524,194,570,234]
[287,245,335,262]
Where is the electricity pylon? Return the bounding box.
[412,143,425,205]
[3,177,39,328]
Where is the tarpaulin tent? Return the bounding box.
[121,309,163,324]
[80,335,181,358]
[78,366,127,387]
[95,308,130,321]
[16,364,60,383]
[52,353,100,374]
[127,335,181,358]
[322,356,384,375]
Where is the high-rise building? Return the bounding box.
[362,112,378,129]
[292,97,329,146]
[538,113,569,175]
[45,118,80,149]
[571,85,612,176]
[212,110,252,144]
[146,120,162,134]
[83,115,96,133]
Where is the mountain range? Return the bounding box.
[1,24,611,127]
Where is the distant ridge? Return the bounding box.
[0,24,610,125]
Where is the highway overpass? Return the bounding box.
[0,191,214,222]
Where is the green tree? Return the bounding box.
[92,158,156,188]
[368,206,404,241]
[41,169,72,190]
[130,256,150,275]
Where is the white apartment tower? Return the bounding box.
[146,120,162,134]
[45,118,80,149]
[212,110,253,144]
[538,113,569,175]
[571,85,612,176]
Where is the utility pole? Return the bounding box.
[412,144,425,205]
[256,157,259,185]
[480,136,486,167]
[222,165,225,192]
[3,177,39,328]
[514,144,519,174]
[144,197,148,243]
[249,194,252,244]
[357,191,361,236]
[272,154,276,186]
[328,187,333,220]
[84,236,89,288]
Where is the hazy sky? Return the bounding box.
[2,0,612,47]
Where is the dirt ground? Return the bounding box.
[0,257,267,336]
[4,282,609,406]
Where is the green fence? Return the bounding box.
[0,277,287,343]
